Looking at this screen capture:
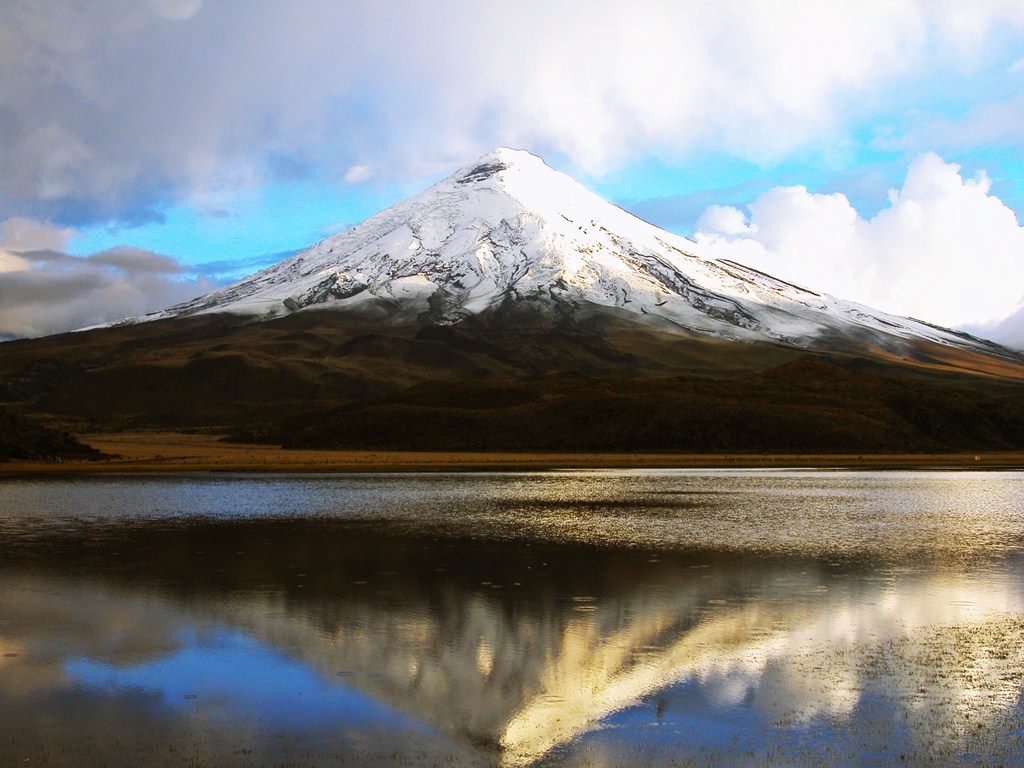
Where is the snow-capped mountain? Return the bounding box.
[143,147,1006,360]
[8,148,1024,449]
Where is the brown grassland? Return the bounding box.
[4,430,1024,474]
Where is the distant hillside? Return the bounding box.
[232,358,1024,454]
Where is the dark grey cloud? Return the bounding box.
[0,234,221,339]
[0,269,110,303]
[13,246,184,274]
[88,246,186,274]
[13,249,72,265]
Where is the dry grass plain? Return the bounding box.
[3,430,1024,474]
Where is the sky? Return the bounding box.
[1,0,1024,345]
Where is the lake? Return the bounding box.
[2,469,1024,766]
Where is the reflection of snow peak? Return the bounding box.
[499,607,784,765]
[498,574,1024,766]
[5,564,1024,766]
[142,148,1007,357]
[208,565,1024,767]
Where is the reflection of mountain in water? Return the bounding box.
[4,519,1024,766]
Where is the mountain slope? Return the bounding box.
[3,148,1024,447]
[140,148,1014,366]
[238,359,1024,454]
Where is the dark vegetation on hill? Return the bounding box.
[0,409,104,464]
[2,310,1024,455]
[0,311,800,429]
[229,359,1024,454]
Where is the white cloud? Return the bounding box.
[2,1,1024,220]
[695,205,753,236]
[694,153,1024,329]
[875,93,1024,154]
[344,165,373,184]
[0,217,218,339]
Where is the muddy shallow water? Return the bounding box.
[2,469,1024,766]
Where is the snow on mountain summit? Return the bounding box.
[145,148,1006,357]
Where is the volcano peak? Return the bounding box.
[129,148,1019,367]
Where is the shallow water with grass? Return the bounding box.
[2,469,1024,766]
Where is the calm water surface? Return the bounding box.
[2,469,1024,766]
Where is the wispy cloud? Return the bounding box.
[191,249,300,280]
[344,165,373,184]
[873,94,1024,154]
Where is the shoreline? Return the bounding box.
[2,431,1024,474]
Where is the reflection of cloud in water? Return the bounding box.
[694,576,1024,727]
[3,465,1024,767]
[0,574,187,698]
[0,575,489,767]
[3,548,1024,765]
